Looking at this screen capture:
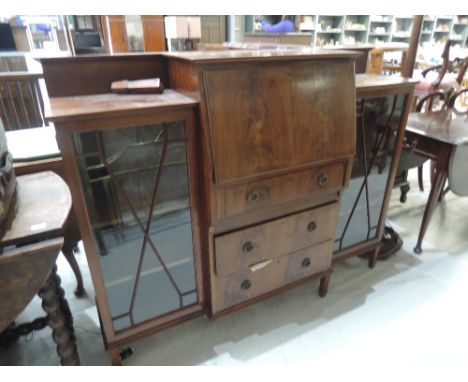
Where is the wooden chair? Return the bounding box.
[1,71,86,296]
[395,91,447,202]
[0,171,80,365]
[0,72,47,131]
[6,125,85,297]
[413,40,468,110]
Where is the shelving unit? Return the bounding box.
[316,15,345,46]
[368,15,393,43]
[343,15,369,44]
[244,15,468,48]
[392,16,414,41]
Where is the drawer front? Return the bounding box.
[203,60,355,183]
[215,161,345,220]
[214,202,338,276]
[211,240,333,313]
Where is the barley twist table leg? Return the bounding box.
[51,270,76,343]
[38,265,80,366]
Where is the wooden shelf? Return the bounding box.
[317,30,343,34]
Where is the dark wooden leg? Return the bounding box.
[430,160,436,187]
[400,183,410,203]
[63,212,85,297]
[414,155,449,254]
[38,265,80,366]
[62,242,85,297]
[418,165,424,191]
[368,246,380,269]
[437,175,447,202]
[318,272,331,298]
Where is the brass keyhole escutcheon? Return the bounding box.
[307,221,317,232]
[242,241,253,253]
[302,258,311,268]
[247,191,260,204]
[241,279,252,290]
[318,174,328,187]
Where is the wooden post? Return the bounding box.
[401,15,423,78]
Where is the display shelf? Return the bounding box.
[244,15,468,48]
[392,16,414,42]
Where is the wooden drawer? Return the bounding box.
[214,202,338,276]
[215,161,346,220]
[211,240,333,313]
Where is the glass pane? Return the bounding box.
[72,121,197,331]
[125,15,144,52]
[334,95,405,254]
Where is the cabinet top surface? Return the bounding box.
[355,74,418,93]
[161,48,360,63]
[45,89,198,123]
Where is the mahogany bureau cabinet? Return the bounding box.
[41,50,358,364]
[162,50,357,317]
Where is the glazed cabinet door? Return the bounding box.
[333,94,407,254]
[70,119,201,332]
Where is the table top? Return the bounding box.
[1,171,71,247]
[355,74,418,97]
[370,42,409,54]
[406,110,468,146]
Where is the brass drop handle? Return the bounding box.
[307,221,317,232]
[318,174,328,187]
[247,190,260,204]
[302,258,311,268]
[242,241,254,253]
[241,279,252,290]
[249,259,272,272]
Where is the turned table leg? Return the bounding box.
[400,183,410,203]
[38,265,80,366]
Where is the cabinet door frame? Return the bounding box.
[55,107,204,348]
